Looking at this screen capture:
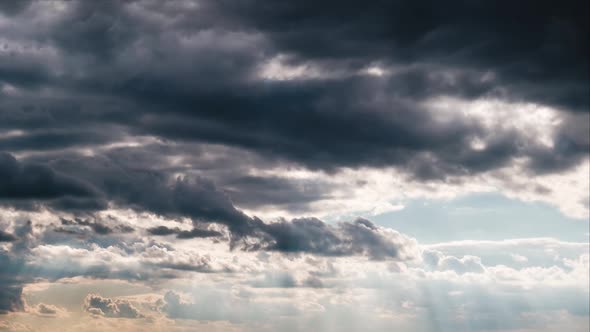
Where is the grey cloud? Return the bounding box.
[0,0,31,15]
[250,272,297,288]
[201,0,588,112]
[31,303,65,317]
[129,76,524,176]
[36,303,58,315]
[146,226,177,236]
[0,130,118,152]
[0,230,16,242]
[302,276,324,288]
[0,152,100,201]
[161,291,197,320]
[42,224,135,251]
[0,252,26,314]
[58,217,134,236]
[83,293,144,318]
[0,215,417,316]
[60,217,112,235]
[0,4,586,325]
[176,228,223,239]
[0,285,24,314]
[0,0,585,182]
[526,131,590,173]
[252,218,419,260]
[97,143,331,214]
[1,225,161,315]
[1,151,418,262]
[147,225,223,239]
[49,155,257,236]
[223,175,330,212]
[2,153,418,261]
[145,255,222,274]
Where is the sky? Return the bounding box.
[0,1,588,331]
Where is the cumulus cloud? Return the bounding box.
[30,303,66,318]
[83,294,144,319]
[160,291,193,320]
[0,153,419,261]
[440,255,486,274]
[253,218,419,260]
[57,217,134,236]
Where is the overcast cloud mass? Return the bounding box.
[0,1,588,331]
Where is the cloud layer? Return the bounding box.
[0,1,587,331]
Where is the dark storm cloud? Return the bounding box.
[0,130,119,152]
[0,152,103,210]
[71,142,336,214]
[1,152,415,261]
[146,226,178,236]
[0,0,31,15]
[200,0,588,112]
[48,154,259,236]
[148,216,416,261]
[0,230,16,242]
[223,175,330,211]
[121,71,517,175]
[526,131,590,173]
[15,153,415,260]
[147,225,222,239]
[57,217,134,236]
[252,218,417,260]
[173,228,223,239]
[0,0,586,181]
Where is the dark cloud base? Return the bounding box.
[0,0,587,178]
